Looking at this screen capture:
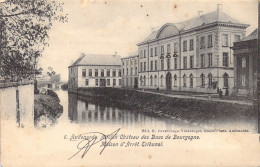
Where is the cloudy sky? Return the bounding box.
[39,0,258,81]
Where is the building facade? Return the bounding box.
[137,6,249,94]
[232,29,257,96]
[121,54,139,88]
[68,53,122,90]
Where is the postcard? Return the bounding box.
[0,0,260,166]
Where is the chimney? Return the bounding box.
[198,11,203,16]
[217,4,222,11]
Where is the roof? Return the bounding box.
[139,9,249,45]
[70,53,122,67]
[242,29,257,41]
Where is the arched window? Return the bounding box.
[183,74,187,87]
[201,73,205,87]
[190,74,193,88]
[223,73,229,88]
[154,75,158,87]
[150,75,153,86]
[208,73,213,88]
[174,74,177,87]
[140,76,143,86]
[144,76,146,86]
[160,75,164,87]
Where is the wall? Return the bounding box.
[0,83,34,128]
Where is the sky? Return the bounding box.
[39,0,258,81]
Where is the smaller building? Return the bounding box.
[68,53,122,90]
[121,53,139,88]
[233,29,257,96]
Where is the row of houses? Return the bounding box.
[68,5,257,96]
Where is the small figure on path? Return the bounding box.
[219,89,223,99]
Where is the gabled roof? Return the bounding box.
[70,53,121,67]
[138,9,249,45]
[242,29,257,41]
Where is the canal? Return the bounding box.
[55,90,194,129]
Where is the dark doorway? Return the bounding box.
[134,77,138,89]
[166,72,172,90]
[100,79,106,87]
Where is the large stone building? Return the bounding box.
[121,53,139,88]
[137,6,249,94]
[68,53,122,90]
[232,29,257,96]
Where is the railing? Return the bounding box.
[0,80,34,89]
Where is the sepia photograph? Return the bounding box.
[0,0,260,166]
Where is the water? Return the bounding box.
[55,90,193,129]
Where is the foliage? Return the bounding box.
[0,0,67,81]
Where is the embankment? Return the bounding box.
[34,91,63,127]
[74,87,256,126]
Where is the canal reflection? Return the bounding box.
[68,93,188,128]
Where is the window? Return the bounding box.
[155,60,157,71]
[223,73,229,88]
[189,39,194,51]
[154,75,157,86]
[106,69,110,77]
[126,60,129,66]
[207,35,213,47]
[113,79,116,86]
[143,76,146,86]
[160,75,164,87]
[150,75,153,86]
[201,74,205,87]
[118,69,121,77]
[201,54,205,67]
[183,57,187,69]
[190,74,193,88]
[161,59,164,70]
[242,57,246,68]
[208,73,213,88]
[101,69,104,77]
[161,45,164,55]
[155,47,158,56]
[95,69,98,77]
[144,62,146,71]
[190,56,193,68]
[135,67,137,75]
[174,58,177,69]
[107,79,110,86]
[223,52,228,67]
[123,69,125,75]
[119,79,122,86]
[85,79,89,86]
[113,69,116,77]
[241,74,246,86]
[167,59,170,70]
[82,69,86,77]
[140,76,143,86]
[208,53,213,67]
[183,40,187,52]
[144,50,146,58]
[89,69,92,77]
[127,68,129,75]
[131,68,133,75]
[200,36,205,49]
[140,62,143,72]
[150,48,153,57]
[174,75,177,87]
[167,44,171,54]
[140,50,143,59]
[122,61,124,66]
[95,79,98,86]
[150,61,153,71]
[222,34,229,46]
[235,35,241,42]
[183,74,187,87]
[174,42,178,52]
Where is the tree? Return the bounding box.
[0,0,67,81]
[47,66,55,78]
